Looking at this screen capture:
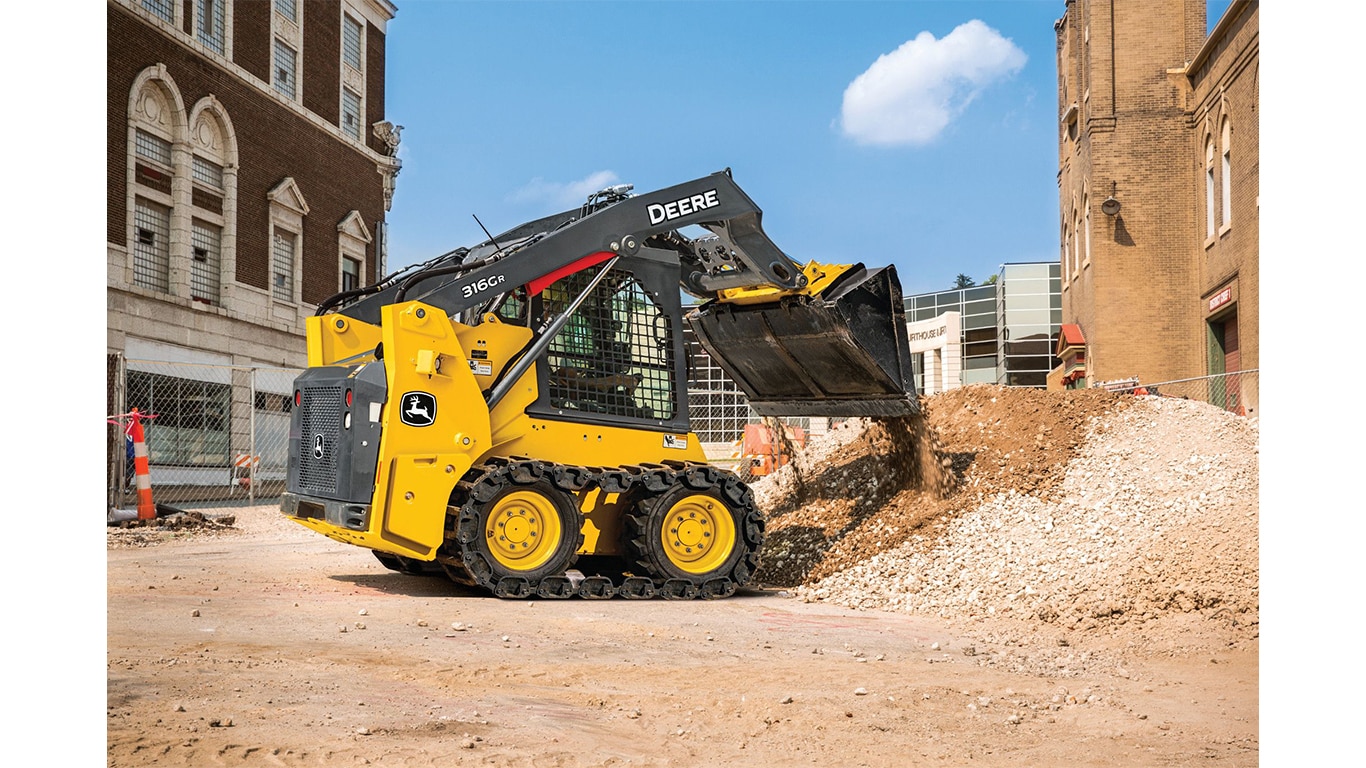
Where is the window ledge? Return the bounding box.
[1204,235,1217,250]
[1218,222,1233,237]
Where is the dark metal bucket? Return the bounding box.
[686,264,919,418]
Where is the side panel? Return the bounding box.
[369,302,494,556]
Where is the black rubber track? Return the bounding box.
[434,457,764,600]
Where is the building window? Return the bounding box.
[185,100,235,309]
[273,39,297,100]
[134,129,173,167]
[134,199,172,293]
[343,14,364,71]
[196,0,226,54]
[1082,189,1091,267]
[342,256,361,292]
[338,210,372,296]
[191,220,222,304]
[1205,137,1216,239]
[1061,223,1071,286]
[142,0,174,23]
[1065,207,1076,276]
[127,370,231,467]
[275,0,297,22]
[268,177,309,305]
[192,155,223,189]
[1221,118,1233,228]
[341,88,363,139]
[272,230,297,302]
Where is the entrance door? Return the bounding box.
[1207,311,1240,413]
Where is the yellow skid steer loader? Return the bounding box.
[282,169,916,599]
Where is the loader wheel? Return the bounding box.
[450,465,585,597]
[484,488,571,573]
[657,493,736,576]
[627,473,761,595]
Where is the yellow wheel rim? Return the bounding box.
[660,494,736,575]
[486,490,563,572]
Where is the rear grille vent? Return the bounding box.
[298,385,343,496]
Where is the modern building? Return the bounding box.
[107,0,400,487]
[1050,0,1258,414]
[904,262,1063,394]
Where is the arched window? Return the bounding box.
[1070,197,1080,278]
[1082,185,1092,267]
[128,66,187,295]
[187,98,238,306]
[1061,220,1072,286]
[1221,118,1233,228]
[1205,136,1216,239]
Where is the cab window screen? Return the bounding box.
[541,270,676,421]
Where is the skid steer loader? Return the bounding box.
[282,169,916,599]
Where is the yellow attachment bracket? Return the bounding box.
[712,261,856,306]
[307,313,383,367]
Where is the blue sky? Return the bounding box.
[382,0,1232,297]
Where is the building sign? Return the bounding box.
[906,311,960,354]
[1208,287,1233,313]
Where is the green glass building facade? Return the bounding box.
[904,262,1062,390]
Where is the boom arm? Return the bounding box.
[325,169,809,326]
[318,168,918,419]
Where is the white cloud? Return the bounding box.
[840,19,1027,147]
[510,170,621,207]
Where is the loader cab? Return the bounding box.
[527,250,690,434]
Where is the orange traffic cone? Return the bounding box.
[128,409,157,520]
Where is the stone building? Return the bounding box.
[107,0,399,487]
[1050,0,1258,416]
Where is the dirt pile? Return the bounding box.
[107,509,239,549]
[753,385,1259,641]
[755,386,1124,586]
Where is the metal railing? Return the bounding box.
[1102,369,1259,418]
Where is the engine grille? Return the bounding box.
[297,385,342,496]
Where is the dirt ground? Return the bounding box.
[107,525,1255,766]
[105,386,1260,766]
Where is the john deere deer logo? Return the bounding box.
[399,392,437,427]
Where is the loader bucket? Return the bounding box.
[687,264,919,418]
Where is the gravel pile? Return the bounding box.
[752,386,1259,646]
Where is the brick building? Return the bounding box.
[107,0,399,484]
[1050,0,1258,416]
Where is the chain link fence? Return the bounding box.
[107,354,300,511]
[1098,370,1259,418]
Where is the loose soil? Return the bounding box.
[106,385,1258,767]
